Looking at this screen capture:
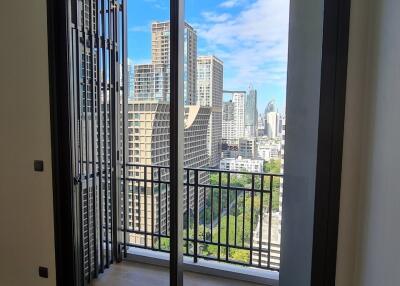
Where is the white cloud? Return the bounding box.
[219,0,245,8]
[201,12,231,23]
[144,0,168,10]
[198,0,290,89]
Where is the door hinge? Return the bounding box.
[73,176,81,185]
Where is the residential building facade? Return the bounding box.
[197,56,224,167]
[245,87,258,138]
[219,157,264,173]
[151,21,197,105]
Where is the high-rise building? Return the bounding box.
[257,113,265,136]
[222,100,236,143]
[222,91,245,143]
[151,22,197,105]
[127,100,210,244]
[197,56,224,167]
[265,100,279,139]
[128,59,134,98]
[133,63,169,101]
[238,138,257,159]
[232,92,246,139]
[245,86,258,138]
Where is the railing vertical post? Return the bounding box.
[249,174,255,266]
[151,166,155,250]
[144,166,148,248]
[258,174,264,268]
[158,167,161,251]
[268,175,273,269]
[203,186,206,243]
[186,169,190,255]
[234,188,238,247]
[225,172,230,262]
[194,169,199,263]
[217,171,222,260]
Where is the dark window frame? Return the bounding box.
[311,0,351,284]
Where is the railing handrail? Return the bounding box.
[125,162,283,177]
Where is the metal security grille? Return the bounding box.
[68,0,127,284]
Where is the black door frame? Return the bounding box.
[47,0,78,285]
[47,0,351,285]
[311,0,351,285]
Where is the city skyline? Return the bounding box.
[127,0,289,112]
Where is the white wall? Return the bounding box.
[280,0,323,284]
[0,1,56,285]
[337,0,400,285]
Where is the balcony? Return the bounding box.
[117,164,283,284]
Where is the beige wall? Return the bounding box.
[337,0,400,285]
[0,1,56,285]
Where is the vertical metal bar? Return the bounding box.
[249,174,255,266]
[203,186,206,243]
[242,190,245,248]
[96,0,104,273]
[217,172,222,260]
[131,182,134,234]
[210,185,214,241]
[72,6,83,281]
[225,172,230,262]
[158,167,161,250]
[166,183,169,237]
[122,0,129,258]
[89,0,99,277]
[138,177,141,234]
[132,177,136,232]
[234,188,238,247]
[83,0,93,279]
[268,175,273,268]
[258,174,264,268]
[186,169,190,255]
[110,0,122,263]
[194,170,199,263]
[170,0,185,282]
[107,0,113,265]
[101,0,110,268]
[74,0,85,282]
[144,166,148,248]
[151,166,155,250]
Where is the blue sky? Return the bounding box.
[127,0,289,113]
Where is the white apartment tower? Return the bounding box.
[197,56,224,167]
[232,92,246,139]
[265,100,279,139]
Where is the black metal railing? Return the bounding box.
[123,163,282,271]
